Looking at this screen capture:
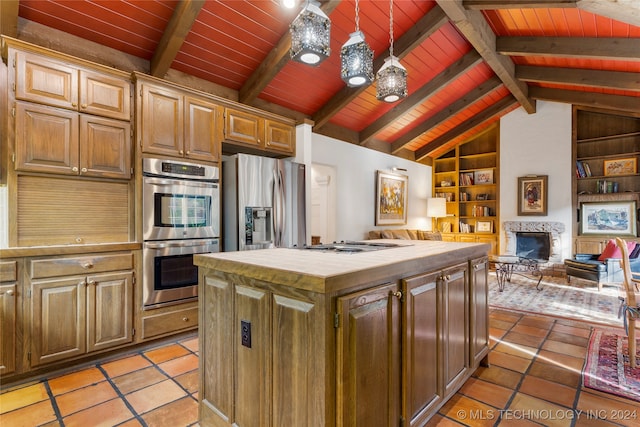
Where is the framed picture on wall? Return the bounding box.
[580,201,637,236]
[375,171,408,225]
[517,175,548,216]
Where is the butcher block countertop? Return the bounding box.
[194,239,489,294]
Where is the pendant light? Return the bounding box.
[340,0,373,87]
[376,0,407,103]
[290,0,331,66]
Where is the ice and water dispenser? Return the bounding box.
[244,207,272,247]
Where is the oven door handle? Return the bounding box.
[143,176,218,189]
[144,240,216,249]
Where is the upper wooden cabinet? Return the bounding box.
[14,101,131,179]
[224,107,295,157]
[13,49,131,121]
[136,74,222,163]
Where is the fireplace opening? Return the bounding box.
[516,232,550,261]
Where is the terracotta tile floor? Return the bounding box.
[2,310,639,427]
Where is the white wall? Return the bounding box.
[309,130,432,241]
[499,101,573,260]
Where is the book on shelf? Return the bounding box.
[576,161,592,178]
[471,205,491,217]
[459,172,474,185]
[460,223,471,233]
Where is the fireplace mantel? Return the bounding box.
[503,221,565,262]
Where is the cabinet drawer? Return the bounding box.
[30,253,133,279]
[142,307,198,339]
[0,261,17,282]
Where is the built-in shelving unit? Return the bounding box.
[433,125,499,254]
[572,106,640,254]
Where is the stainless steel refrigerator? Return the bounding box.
[223,153,306,251]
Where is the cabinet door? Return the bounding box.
[31,277,86,367]
[80,69,131,121]
[470,257,489,367]
[140,84,184,157]
[476,235,497,255]
[403,271,442,427]
[15,102,79,175]
[185,96,222,162]
[80,115,131,179]
[14,50,78,110]
[336,282,401,427]
[224,108,263,148]
[442,263,469,397]
[575,237,608,255]
[87,271,133,352]
[0,283,17,375]
[264,119,295,155]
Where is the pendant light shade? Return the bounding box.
[376,0,407,103]
[340,0,373,87]
[376,56,407,102]
[290,0,331,66]
[341,31,374,87]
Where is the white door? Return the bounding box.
[310,164,336,245]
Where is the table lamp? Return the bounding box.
[426,197,447,232]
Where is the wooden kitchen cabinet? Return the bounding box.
[199,275,322,427]
[224,107,295,157]
[14,101,131,179]
[470,257,490,367]
[28,253,134,367]
[13,48,131,121]
[136,74,222,163]
[336,281,401,427]
[0,261,19,376]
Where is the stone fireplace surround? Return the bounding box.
[503,221,566,272]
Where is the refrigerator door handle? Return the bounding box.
[272,168,285,247]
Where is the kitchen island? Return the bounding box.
[195,240,490,427]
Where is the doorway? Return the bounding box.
[310,163,336,245]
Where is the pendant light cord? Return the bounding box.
[355,0,360,32]
[388,0,394,57]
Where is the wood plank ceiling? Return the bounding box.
[3,0,639,163]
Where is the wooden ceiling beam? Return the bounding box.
[150,0,205,78]
[529,87,640,113]
[312,5,449,130]
[463,0,576,9]
[436,0,536,114]
[239,0,341,105]
[0,0,19,38]
[359,51,483,146]
[516,65,640,91]
[391,77,503,153]
[497,37,640,61]
[414,95,517,161]
[577,0,640,28]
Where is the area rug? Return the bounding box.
[583,328,640,402]
[488,272,622,327]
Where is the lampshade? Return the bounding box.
[426,197,447,218]
[290,0,331,66]
[341,31,374,87]
[376,55,407,103]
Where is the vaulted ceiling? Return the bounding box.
[2,0,639,163]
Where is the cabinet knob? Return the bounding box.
[81,167,87,173]
[75,237,83,243]
[87,279,96,286]
[392,291,403,299]
[81,104,87,109]
[82,261,94,269]
[1,290,14,296]
[71,102,77,107]
[182,317,189,322]
[179,150,184,155]
[72,166,78,172]
[186,151,190,155]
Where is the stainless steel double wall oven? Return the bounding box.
[142,158,220,309]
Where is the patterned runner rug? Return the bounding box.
[583,329,640,402]
[488,272,622,327]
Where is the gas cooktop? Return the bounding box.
[297,240,407,253]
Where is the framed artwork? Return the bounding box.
[476,220,493,233]
[517,175,548,216]
[474,169,494,184]
[580,201,637,236]
[604,158,637,176]
[375,171,408,225]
